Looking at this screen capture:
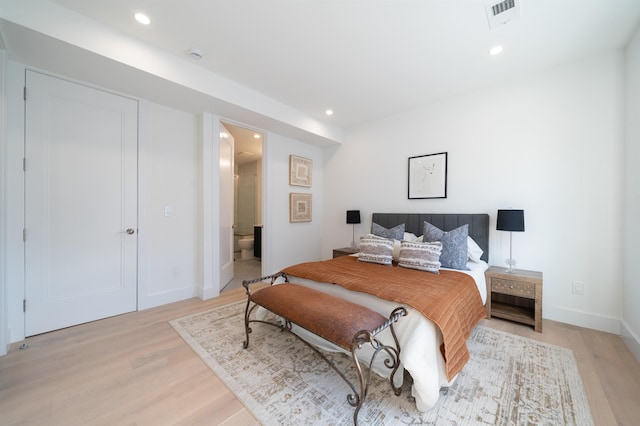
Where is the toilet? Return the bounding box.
[238,237,254,260]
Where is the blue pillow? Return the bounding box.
[422,222,469,270]
[371,222,405,240]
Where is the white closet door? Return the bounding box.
[24,71,138,336]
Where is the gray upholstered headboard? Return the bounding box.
[371,213,490,262]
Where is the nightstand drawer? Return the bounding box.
[492,278,535,298]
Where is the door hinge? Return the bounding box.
[23,87,26,101]
[23,299,26,312]
[23,158,26,172]
[23,228,26,242]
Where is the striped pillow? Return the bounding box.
[358,236,394,265]
[398,241,443,273]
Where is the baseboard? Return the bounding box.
[621,321,640,363]
[197,286,220,300]
[138,287,198,310]
[544,305,620,334]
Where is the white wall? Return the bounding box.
[623,27,640,360]
[1,63,205,342]
[0,60,326,348]
[138,102,199,309]
[256,159,263,226]
[235,161,258,236]
[262,133,325,274]
[322,50,626,333]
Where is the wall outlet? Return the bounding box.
[572,281,585,296]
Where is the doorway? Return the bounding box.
[221,122,263,292]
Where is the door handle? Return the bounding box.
[126,228,135,235]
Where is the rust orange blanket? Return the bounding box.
[282,255,486,381]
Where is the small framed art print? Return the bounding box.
[290,193,312,222]
[408,152,448,199]
[289,155,312,187]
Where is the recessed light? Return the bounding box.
[325,109,334,116]
[489,45,504,56]
[253,134,261,139]
[134,13,151,25]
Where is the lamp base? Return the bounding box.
[505,258,517,274]
[350,223,358,250]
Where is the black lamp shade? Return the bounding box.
[346,210,361,224]
[496,209,525,232]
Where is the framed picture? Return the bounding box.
[290,193,312,222]
[408,152,448,199]
[289,155,312,187]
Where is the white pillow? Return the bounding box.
[395,233,419,261]
[393,239,401,262]
[369,233,417,262]
[403,232,418,242]
[467,236,484,263]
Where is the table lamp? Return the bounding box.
[496,209,525,273]
[346,210,361,249]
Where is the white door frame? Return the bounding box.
[0,50,8,355]
[198,114,267,300]
[198,113,220,299]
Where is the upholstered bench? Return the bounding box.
[242,272,406,425]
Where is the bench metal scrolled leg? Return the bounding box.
[384,307,406,396]
[349,307,407,425]
[242,272,289,349]
[349,330,369,424]
[243,300,256,349]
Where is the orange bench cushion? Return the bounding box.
[250,283,387,350]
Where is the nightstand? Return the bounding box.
[332,247,359,258]
[485,266,543,332]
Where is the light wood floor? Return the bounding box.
[1,287,639,425]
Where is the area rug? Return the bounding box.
[170,302,594,425]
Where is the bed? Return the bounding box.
[279,213,489,412]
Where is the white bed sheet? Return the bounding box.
[281,260,488,412]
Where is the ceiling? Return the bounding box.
[3,0,640,134]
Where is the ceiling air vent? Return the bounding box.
[486,0,520,29]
